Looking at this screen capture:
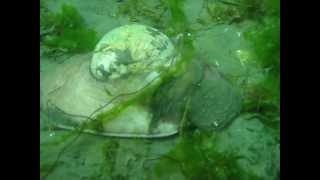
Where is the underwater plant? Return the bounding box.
[242,0,280,128]
[99,140,119,177]
[117,0,168,29]
[41,4,99,54]
[206,0,241,24]
[152,132,260,179]
[116,0,193,37]
[194,0,268,26]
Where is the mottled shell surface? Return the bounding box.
[90,24,178,81]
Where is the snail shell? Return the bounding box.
[90,24,179,82]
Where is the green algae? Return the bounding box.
[41,4,99,54]
[153,131,260,180]
[242,0,280,128]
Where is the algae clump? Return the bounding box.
[41,4,99,54]
[242,0,280,128]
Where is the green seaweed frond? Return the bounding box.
[41,4,99,54]
[242,0,280,128]
[117,0,167,28]
[153,131,260,179]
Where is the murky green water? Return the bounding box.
[40,0,279,179]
